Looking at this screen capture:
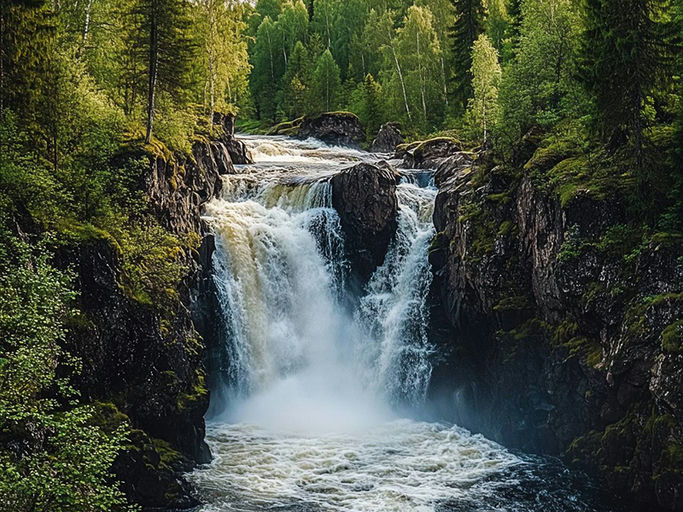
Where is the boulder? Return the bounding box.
[395,137,462,169]
[299,112,365,147]
[331,162,399,280]
[371,122,404,153]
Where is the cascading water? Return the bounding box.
[190,135,616,512]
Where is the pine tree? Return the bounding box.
[130,0,194,143]
[250,15,283,120]
[580,0,678,169]
[280,40,312,117]
[350,73,384,137]
[449,0,485,111]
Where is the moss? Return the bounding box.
[558,224,589,262]
[497,220,516,237]
[413,137,460,158]
[552,319,579,344]
[661,319,683,353]
[650,231,683,249]
[493,294,530,312]
[487,191,512,204]
[151,438,183,470]
[144,137,176,165]
[429,231,447,254]
[176,371,208,411]
[654,440,683,481]
[268,116,304,136]
[90,402,130,433]
[524,136,581,173]
[507,317,549,342]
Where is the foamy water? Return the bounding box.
[191,136,614,512]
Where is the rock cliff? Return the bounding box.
[63,123,239,509]
[428,144,683,510]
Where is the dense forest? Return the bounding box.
[0,0,681,509]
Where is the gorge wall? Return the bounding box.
[62,114,246,509]
[424,139,683,511]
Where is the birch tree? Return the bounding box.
[468,33,501,144]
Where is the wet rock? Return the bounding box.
[371,122,404,153]
[395,137,462,169]
[331,162,399,281]
[62,126,234,508]
[299,112,365,148]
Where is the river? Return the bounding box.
[189,135,615,512]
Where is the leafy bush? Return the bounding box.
[0,233,133,512]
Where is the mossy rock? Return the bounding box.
[661,319,683,353]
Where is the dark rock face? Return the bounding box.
[429,152,683,511]
[371,122,404,153]
[331,162,399,281]
[213,111,253,164]
[395,137,462,169]
[145,141,225,236]
[65,129,238,508]
[299,112,365,147]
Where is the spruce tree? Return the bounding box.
[130,0,194,143]
[448,0,485,111]
[580,0,677,169]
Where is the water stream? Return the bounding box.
[190,135,614,512]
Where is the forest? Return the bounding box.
[0,0,682,509]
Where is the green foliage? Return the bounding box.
[661,319,683,353]
[580,0,679,172]
[311,49,342,112]
[349,74,385,139]
[117,219,197,313]
[0,234,132,512]
[498,0,586,145]
[467,33,501,144]
[448,0,485,110]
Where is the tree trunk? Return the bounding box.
[391,45,411,122]
[79,0,94,56]
[145,2,158,144]
[417,31,427,122]
[441,56,448,106]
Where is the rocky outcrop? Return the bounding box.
[371,122,404,153]
[71,237,210,509]
[62,127,241,509]
[395,137,462,169]
[428,148,683,510]
[299,112,365,147]
[331,162,399,281]
[213,111,253,164]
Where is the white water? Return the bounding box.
[191,136,611,512]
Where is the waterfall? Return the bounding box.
[191,136,616,512]
[203,137,437,427]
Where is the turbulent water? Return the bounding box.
[190,136,615,512]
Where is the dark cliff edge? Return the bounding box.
[61,115,244,510]
[427,141,683,510]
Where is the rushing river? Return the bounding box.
[189,136,615,512]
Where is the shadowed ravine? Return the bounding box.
[189,136,615,512]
